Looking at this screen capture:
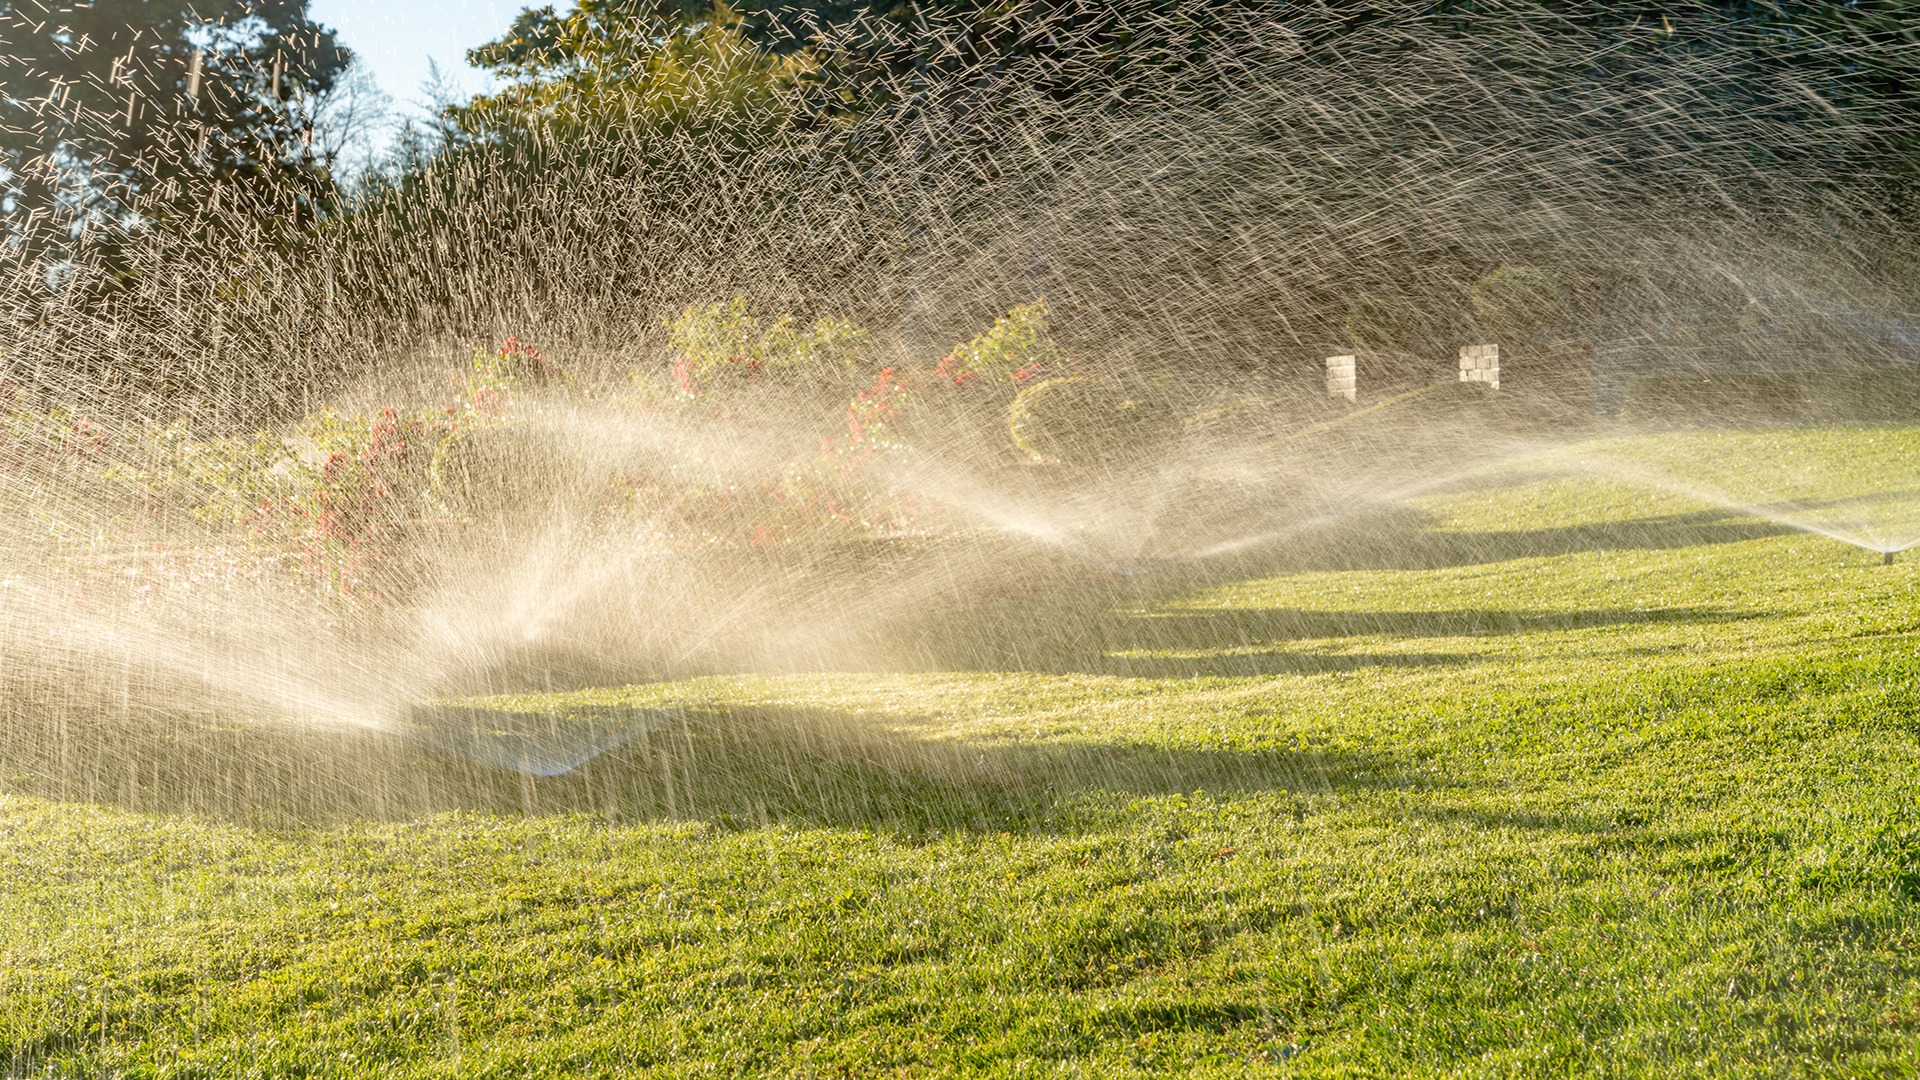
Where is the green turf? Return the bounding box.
[6,427,1920,1077]
[1556,425,1920,551]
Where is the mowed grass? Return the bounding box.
[6,426,1920,1077]
[1557,425,1920,552]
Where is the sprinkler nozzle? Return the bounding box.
[1885,551,1896,566]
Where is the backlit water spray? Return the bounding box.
[0,1,1914,814]
[1561,427,1920,562]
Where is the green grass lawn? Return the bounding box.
[6,426,1920,1077]
[1557,425,1920,553]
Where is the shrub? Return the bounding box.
[1007,377,1179,466]
[798,300,1076,533]
[941,300,1066,385]
[246,337,559,602]
[665,298,869,396]
[469,336,566,407]
[1470,265,1569,342]
[266,407,453,602]
[1345,292,1436,356]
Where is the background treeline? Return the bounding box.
[1,0,1916,423]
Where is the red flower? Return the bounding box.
[1011,362,1047,387]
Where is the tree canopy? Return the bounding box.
[2,0,1915,422]
[0,0,352,252]
[457,1,1919,206]
[453,3,805,148]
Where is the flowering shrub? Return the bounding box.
[263,407,455,601]
[940,299,1066,386]
[140,337,552,605]
[808,365,922,533]
[0,397,289,614]
[467,335,565,413]
[647,298,979,541]
[0,298,1191,621]
[0,393,113,474]
[0,394,140,572]
[639,297,1077,541]
[843,366,908,451]
[791,298,1098,531]
[665,298,868,397]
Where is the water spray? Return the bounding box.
[0,0,1913,814]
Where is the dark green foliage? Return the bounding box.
[0,1,352,250]
[709,0,1920,205]
[5,1,1920,423]
[1345,293,1439,357]
[465,1,719,75]
[1470,266,1570,343]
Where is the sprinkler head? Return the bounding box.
[1884,551,1896,566]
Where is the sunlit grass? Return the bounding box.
[1546,425,1920,552]
[6,426,1920,1076]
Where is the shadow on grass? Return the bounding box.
[885,500,1786,665]
[1757,487,1920,512]
[0,480,1788,833]
[1398,515,1796,569]
[1229,505,1795,575]
[0,700,1402,832]
[900,602,1749,679]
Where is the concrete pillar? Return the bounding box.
[1326,354,1356,402]
[1459,343,1499,390]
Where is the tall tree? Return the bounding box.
[455,1,802,146]
[0,0,353,257]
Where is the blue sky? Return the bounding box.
[306,0,558,117]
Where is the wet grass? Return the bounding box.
[1557,425,1920,552]
[7,429,1920,1076]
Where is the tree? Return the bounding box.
[454,2,803,148]
[0,1,353,257]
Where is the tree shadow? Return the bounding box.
[1384,511,1794,571]
[1131,430,1846,580]
[876,536,1755,678]
[875,493,1790,668]
[0,701,1407,832]
[0,473,1794,833]
[1095,603,1753,677]
[1754,487,1920,512]
[1083,650,1473,679]
[1193,503,1795,576]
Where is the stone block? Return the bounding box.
[1326,354,1357,402]
[1459,343,1499,389]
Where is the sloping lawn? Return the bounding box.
[5,428,1920,1077]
